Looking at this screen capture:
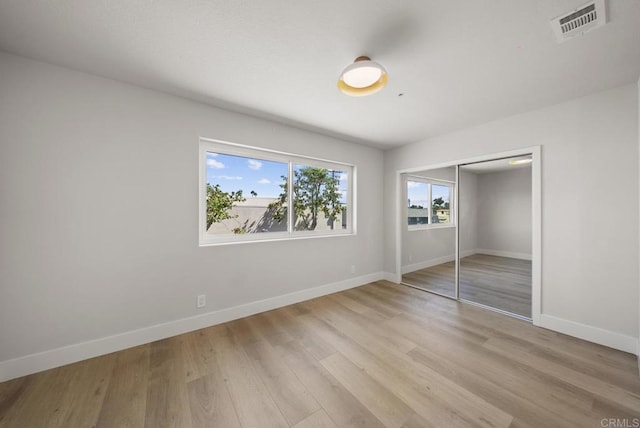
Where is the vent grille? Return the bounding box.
[550,0,607,43]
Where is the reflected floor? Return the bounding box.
[401,254,532,318]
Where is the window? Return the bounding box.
[200,139,354,245]
[407,177,454,229]
[292,164,349,232]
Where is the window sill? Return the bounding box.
[407,224,456,232]
[199,230,356,247]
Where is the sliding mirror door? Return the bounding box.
[458,157,533,318]
[401,166,457,298]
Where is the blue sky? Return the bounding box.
[206,152,286,197]
[407,181,450,207]
[206,152,348,201]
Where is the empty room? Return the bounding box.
[1,1,640,427]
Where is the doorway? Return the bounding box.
[397,148,541,323]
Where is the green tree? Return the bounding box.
[206,183,246,229]
[269,167,343,230]
[433,197,445,210]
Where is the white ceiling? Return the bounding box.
[0,1,638,149]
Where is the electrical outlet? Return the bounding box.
[350,265,356,274]
[197,294,206,308]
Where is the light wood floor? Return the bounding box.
[1,281,638,427]
[402,254,532,318]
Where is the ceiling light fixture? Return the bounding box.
[508,158,533,165]
[337,56,388,96]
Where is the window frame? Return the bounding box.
[199,138,355,246]
[406,175,455,231]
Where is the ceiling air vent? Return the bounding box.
[550,0,607,43]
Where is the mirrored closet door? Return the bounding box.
[400,155,534,321]
[401,166,457,298]
[458,157,533,319]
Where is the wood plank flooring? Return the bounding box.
[402,260,457,298]
[1,280,638,427]
[402,254,532,317]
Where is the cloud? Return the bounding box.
[407,181,423,189]
[206,152,218,157]
[214,175,243,180]
[339,173,348,181]
[258,178,271,184]
[247,159,262,170]
[207,158,225,169]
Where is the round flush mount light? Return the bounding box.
[337,56,388,96]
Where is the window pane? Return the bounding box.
[407,180,429,225]
[292,165,348,231]
[205,152,288,235]
[431,184,451,224]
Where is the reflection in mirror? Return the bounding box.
[401,166,456,298]
[459,156,532,318]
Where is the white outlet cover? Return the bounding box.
[197,295,206,308]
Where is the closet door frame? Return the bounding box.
[394,146,541,325]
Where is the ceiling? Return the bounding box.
[0,1,638,149]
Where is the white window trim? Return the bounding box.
[406,175,455,231]
[199,138,356,246]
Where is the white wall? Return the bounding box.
[476,167,532,258]
[402,227,456,274]
[384,84,639,350]
[0,52,384,379]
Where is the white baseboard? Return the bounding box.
[0,272,384,382]
[475,249,532,261]
[401,250,477,275]
[401,255,455,274]
[459,249,477,259]
[382,272,399,283]
[539,314,639,355]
